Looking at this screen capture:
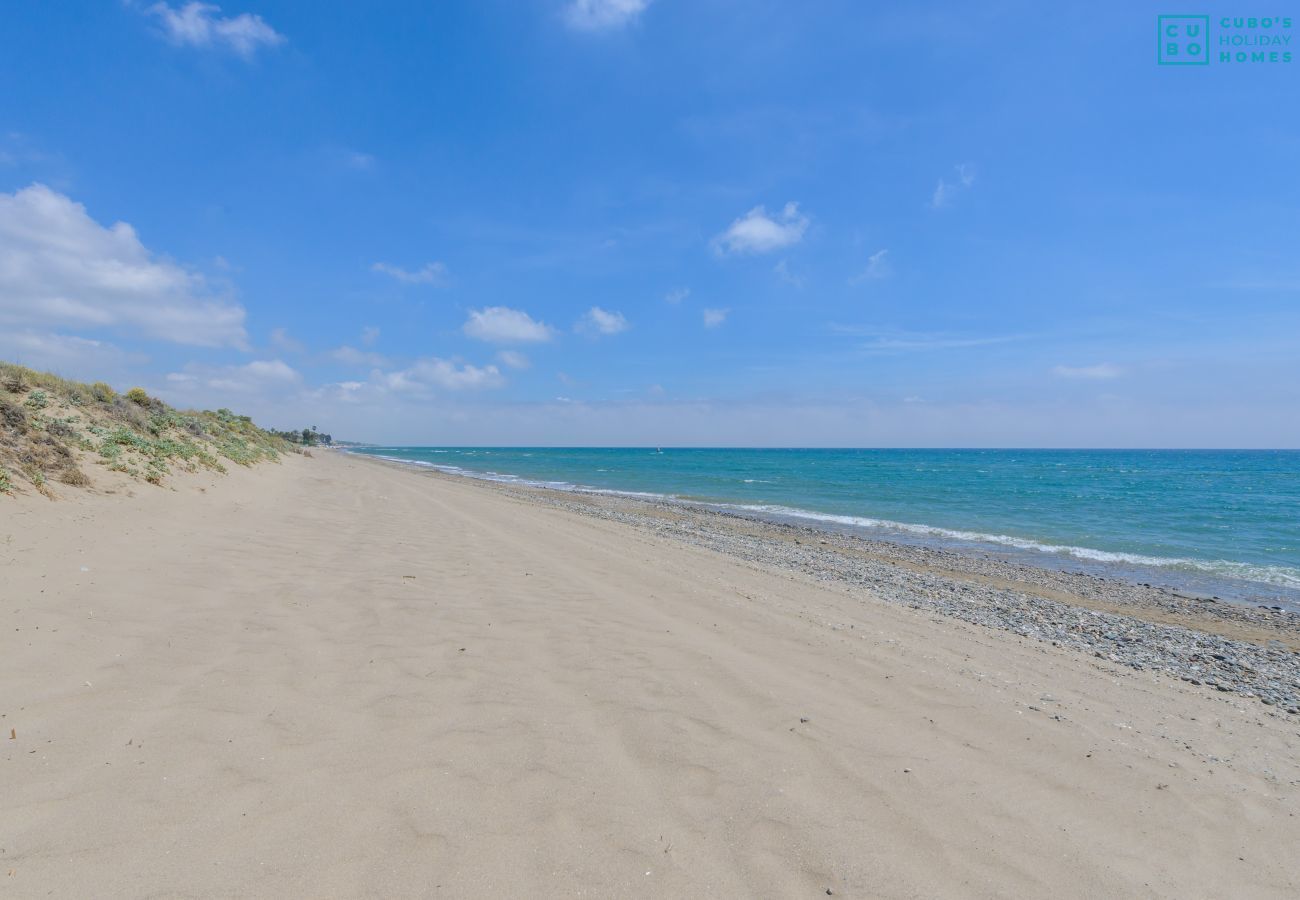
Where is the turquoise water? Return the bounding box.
[350,447,1300,606]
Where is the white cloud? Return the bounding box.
[0,183,247,347]
[1052,363,1124,380]
[463,306,555,344]
[371,261,448,285]
[664,287,690,305]
[564,0,652,31]
[931,163,976,209]
[774,259,804,288]
[312,380,367,405]
[331,345,389,368]
[145,2,285,58]
[269,327,304,353]
[167,358,301,394]
[360,326,380,346]
[342,151,375,170]
[577,306,630,336]
[702,308,729,328]
[496,350,531,370]
[851,248,891,282]
[713,202,809,255]
[242,359,299,381]
[0,132,48,169]
[382,358,505,392]
[0,330,142,379]
[830,327,1023,353]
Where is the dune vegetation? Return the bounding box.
[0,361,293,498]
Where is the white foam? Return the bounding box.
[353,452,1300,592]
[728,504,1300,590]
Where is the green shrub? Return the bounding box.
[23,464,46,490]
[1,363,294,489]
[144,459,167,484]
[0,467,11,493]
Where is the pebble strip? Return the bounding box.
[461,475,1300,715]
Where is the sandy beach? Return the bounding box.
[3,450,1298,898]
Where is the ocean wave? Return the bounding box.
[353,452,1300,592]
[728,504,1300,590]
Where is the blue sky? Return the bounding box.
[1,1,1297,446]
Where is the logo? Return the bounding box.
[1158,14,1294,65]
[1159,15,1210,64]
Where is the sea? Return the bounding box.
[348,447,1300,611]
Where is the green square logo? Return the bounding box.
[1158,15,1210,65]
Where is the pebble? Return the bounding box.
[481,479,1300,712]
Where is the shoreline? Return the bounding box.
[352,451,1300,712]
[6,450,1300,896]
[348,449,1300,611]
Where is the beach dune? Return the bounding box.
[2,452,1297,897]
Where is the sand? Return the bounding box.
[2,451,1298,898]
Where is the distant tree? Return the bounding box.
[268,426,334,446]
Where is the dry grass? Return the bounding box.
[58,467,92,487]
[0,361,293,499]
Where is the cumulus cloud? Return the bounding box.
[331,345,389,368]
[664,287,690,305]
[311,380,367,405]
[0,330,141,379]
[371,261,448,285]
[577,306,629,336]
[0,183,247,347]
[294,360,505,421]
[166,358,301,394]
[463,306,554,344]
[713,202,809,255]
[702,308,729,328]
[1052,363,1124,380]
[381,358,505,392]
[563,0,652,31]
[144,2,285,58]
[496,350,531,370]
[931,163,976,209]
